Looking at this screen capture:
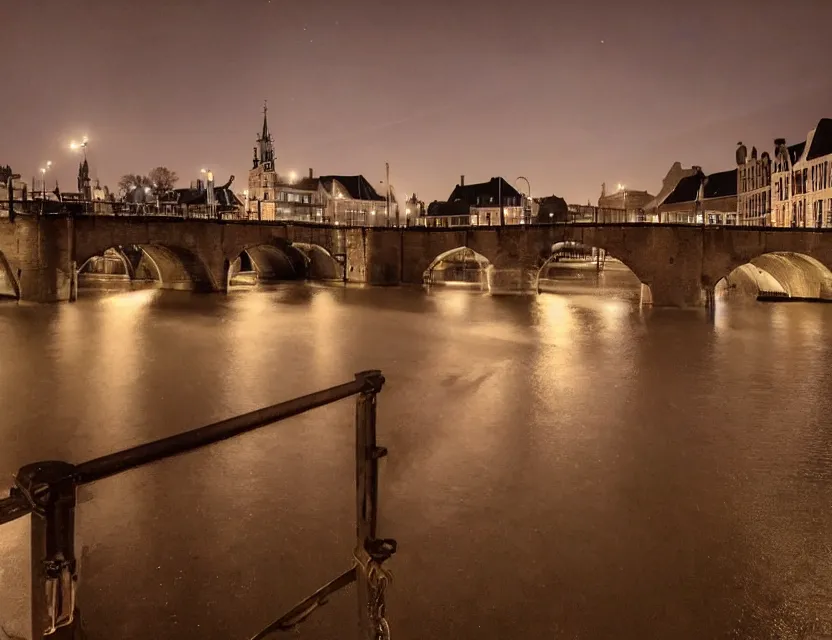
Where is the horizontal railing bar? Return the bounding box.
[0,494,30,525]
[74,375,372,486]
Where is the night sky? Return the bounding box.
[5,0,832,203]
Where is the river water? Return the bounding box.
[0,266,830,639]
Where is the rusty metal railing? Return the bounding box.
[0,370,395,640]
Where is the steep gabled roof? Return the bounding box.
[806,118,832,161]
[662,174,702,205]
[447,177,521,204]
[703,169,737,199]
[321,175,385,202]
[788,141,806,164]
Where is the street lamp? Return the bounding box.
[516,176,531,224]
[288,170,297,184]
[201,169,216,218]
[618,183,627,222]
[39,161,52,199]
[70,137,89,160]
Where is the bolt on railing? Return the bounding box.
[0,370,395,640]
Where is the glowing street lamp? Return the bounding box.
[288,170,297,184]
[70,136,89,160]
[39,161,52,199]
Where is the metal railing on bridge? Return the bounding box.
[0,370,395,640]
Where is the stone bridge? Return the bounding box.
[1,214,832,306]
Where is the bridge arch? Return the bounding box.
[292,243,344,281]
[76,244,216,292]
[423,247,492,288]
[716,252,832,302]
[534,240,653,304]
[226,240,310,288]
[0,250,20,299]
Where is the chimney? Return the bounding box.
[460,175,465,186]
[692,165,703,175]
[309,168,313,179]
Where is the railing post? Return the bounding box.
[353,370,394,640]
[14,461,80,639]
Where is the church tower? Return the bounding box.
[248,101,279,218]
[77,159,91,200]
[256,102,275,171]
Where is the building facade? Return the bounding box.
[598,183,654,215]
[735,142,771,225]
[246,106,394,225]
[421,176,525,227]
[771,118,832,228]
[643,162,700,220]
[658,168,738,224]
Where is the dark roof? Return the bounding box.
[807,118,832,161]
[320,175,385,202]
[662,174,702,205]
[788,141,806,164]
[174,187,242,207]
[447,177,521,205]
[703,169,737,199]
[535,195,568,214]
[426,200,470,217]
[277,177,320,192]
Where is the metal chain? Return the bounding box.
[367,562,391,640]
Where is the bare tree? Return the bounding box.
[117,173,150,196]
[147,166,178,199]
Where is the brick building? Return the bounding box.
[735,142,771,225]
[771,118,832,228]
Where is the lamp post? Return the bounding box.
[201,169,216,219]
[39,161,52,200]
[516,176,531,224]
[617,183,627,223]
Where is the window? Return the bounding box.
[803,168,808,193]
[264,192,269,200]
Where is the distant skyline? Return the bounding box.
[4,0,832,204]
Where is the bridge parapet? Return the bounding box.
[2,216,832,306]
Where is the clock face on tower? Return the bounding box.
[263,161,273,172]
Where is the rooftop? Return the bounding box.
[806,118,832,161]
[703,169,737,199]
[448,177,522,204]
[320,175,385,202]
[662,173,703,205]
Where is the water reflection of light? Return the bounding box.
[433,289,472,319]
[534,294,576,346]
[310,288,344,376]
[97,288,160,310]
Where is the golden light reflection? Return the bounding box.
[534,293,576,347]
[97,288,160,310]
[432,288,471,319]
[309,288,343,377]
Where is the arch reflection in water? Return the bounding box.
[77,245,161,294]
[77,244,217,296]
[423,247,491,290]
[537,242,646,305]
[228,243,343,289]
[716,251,832,303]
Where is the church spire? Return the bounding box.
[256,100,275,169]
